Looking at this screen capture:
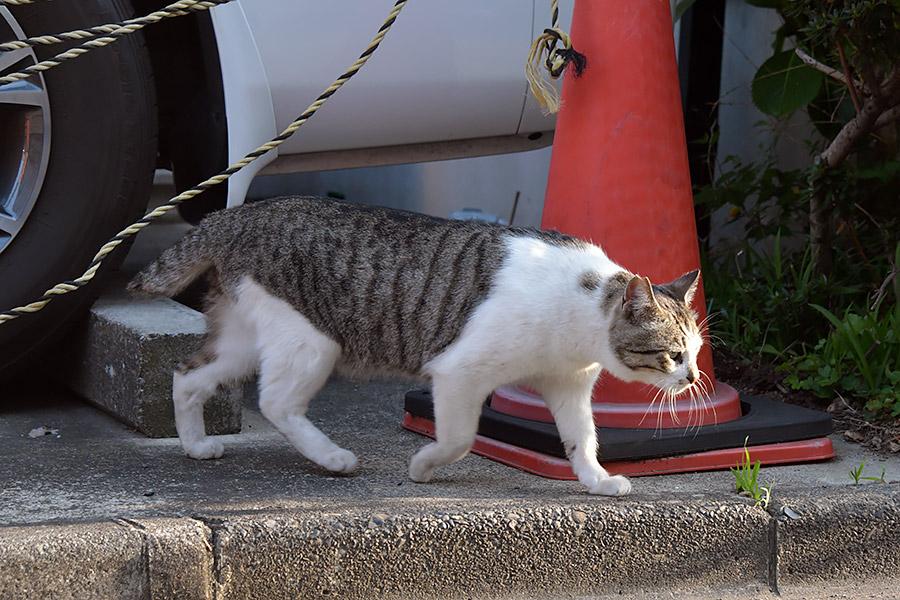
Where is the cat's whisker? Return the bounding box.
[694,387,706,432]
[657,398,665,432]
[659,382,675,434]
[685,387,700,434]
[698,311,718,330]
[693,382,710,431]
[651,382,668,433]
[681,387,693,433]
[696,320,711,336]
[696,370,717,425]
[698,313,722,347]
[689,384,700,426]
[681,376,711,433]
[701,377,713,400]
[668,387,681,426]
[699,370,714,394]
[680,380,704,429]
[640,385,666,427]
[692,386,706,425]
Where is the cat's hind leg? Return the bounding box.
[241,280,356,473]
[173,299,258,460]
[533,372,632,496]
[256,335,355,473]
[408,373,494,483]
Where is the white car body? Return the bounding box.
[209,0,572,207]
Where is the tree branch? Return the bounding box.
[878,64,900,100]
[873,103,900,129]
[794,47,867,93]
[818,95,893,168]
[820,66,900,167]
[836,42,862,114]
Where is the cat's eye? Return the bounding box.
[669,351,683,362]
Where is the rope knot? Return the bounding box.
[541,28,586,79]
[525,9,587,114]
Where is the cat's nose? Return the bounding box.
[685,371,696,384]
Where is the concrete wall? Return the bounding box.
[711,0,819,251]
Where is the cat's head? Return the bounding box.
[604,269,704,395]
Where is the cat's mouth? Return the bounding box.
[669,372,714,402]
[667,378,705,397]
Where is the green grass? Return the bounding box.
[849,460,887,485]
[731,438,773,509]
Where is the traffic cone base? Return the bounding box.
[490,383,744,429]
[403,390,834,478]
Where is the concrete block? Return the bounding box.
[0,522,145,600]
[62,295,241,438]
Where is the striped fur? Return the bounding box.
[130,197,587,376]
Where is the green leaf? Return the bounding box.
[810,304,844,330]
[761,344,781,355]
[752,50,824,117]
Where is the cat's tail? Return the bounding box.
[127,227,213,298]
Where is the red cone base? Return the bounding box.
[490,383,743,429]
[403,414,834,478]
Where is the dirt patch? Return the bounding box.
[712,347,900,458]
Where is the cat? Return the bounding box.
[128,196,705,496]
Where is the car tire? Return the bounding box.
[0,0,157,377]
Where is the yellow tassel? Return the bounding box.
[526,31,564,114]
[525,1,582,115]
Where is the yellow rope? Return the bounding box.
[524,0,584,114]
[0,0,228,53]
[0,0,409,324]
[0,1,232,85]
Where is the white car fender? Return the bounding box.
[209,1,277,208]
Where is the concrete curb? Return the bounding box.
[1,489,897,599]
[0,520,146,599]
[129,518,215,600]
[207,501,768,599]
[776,488,900,588]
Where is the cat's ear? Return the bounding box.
[622,275,658,312]
[666,269,701,304]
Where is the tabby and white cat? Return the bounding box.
[128,196,704,496]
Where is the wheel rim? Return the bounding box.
[0,7,51,257]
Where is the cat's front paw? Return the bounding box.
[321,448,358,474]
[588,474,632,496]
[183,438,225,460]
[408,453,435,483]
